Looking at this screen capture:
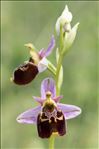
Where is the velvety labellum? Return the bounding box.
[13,61,38,85]
[37,110,66,138]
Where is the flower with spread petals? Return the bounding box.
[17,78,81,138]
[11,36,55,85]
[56,5,72,35]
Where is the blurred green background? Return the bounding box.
[1,1,98,149]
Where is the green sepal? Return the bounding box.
[62,22,79,55]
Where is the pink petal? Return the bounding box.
[16,106,41,124]
[41,77,56,99]
[57,103,81,120]
[37,57,48,73]
[39,48,45,58]
[39,35,55,58]
[33,96,45,105]
[53,95,63,103]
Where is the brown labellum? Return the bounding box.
[37,110,66,138]
[13,62,38,85]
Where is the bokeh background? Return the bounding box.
[1,1,98,149]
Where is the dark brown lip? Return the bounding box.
[37,110,66,138]
[13,61,38,85]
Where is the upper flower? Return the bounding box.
[17,78,81,138]
[55,5,79,55]
[11,36,55,85]
[56,5,72,35]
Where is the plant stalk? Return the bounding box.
[56,53,63,95]
[49,135,55,149]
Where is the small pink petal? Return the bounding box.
[57,103,81,120]
[33,96,45,105]
[16,106,41,124]
[53,95,63,103]
[39,48,45,58]
[39,35,55,58]
[37,57,48,73]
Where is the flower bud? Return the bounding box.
[62,22,79,54]
[56,5,72,35]
[60,5,72,24]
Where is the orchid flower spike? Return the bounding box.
[16,78,81,138]
[11,35,55,85]
[56,5,72,35]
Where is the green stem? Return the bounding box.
[56,53,63,95]
[56,24,64,95]
[49,135,55,149]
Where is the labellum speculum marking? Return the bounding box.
[37,91,66,138]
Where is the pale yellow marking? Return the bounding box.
[52,132,59,136]
[57,115,63,121]
[54,118,57,122]
[40,118,48,122]
[49,119,52,123]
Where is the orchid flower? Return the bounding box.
[17,78,81,138]
[11,35,55,85]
